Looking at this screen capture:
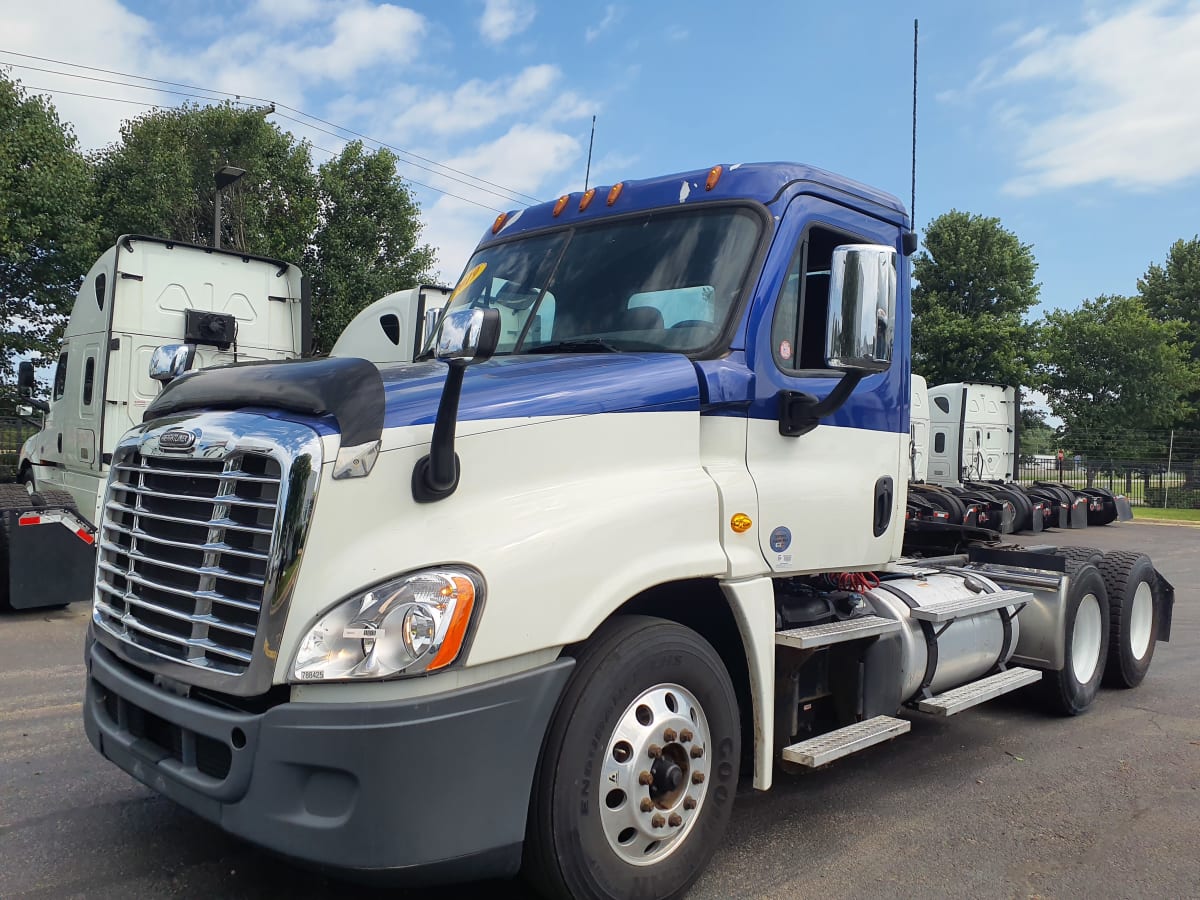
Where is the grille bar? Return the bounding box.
[94,448,282,676]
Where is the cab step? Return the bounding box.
[908,589,1032,624]
[781,715,911,768]
[775,615,902,650]
[916,666,1042,717]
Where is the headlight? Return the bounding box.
[291,567,482,682]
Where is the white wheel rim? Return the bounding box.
[1071,593,1103,684]
[1128,582,1154,660]
[599,683,711,866]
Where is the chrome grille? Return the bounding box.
[95,451,282,674]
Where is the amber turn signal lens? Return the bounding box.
[607,182,624,206]
[491,212,508,234]
[705,165,723,191]
[730,513,752,533]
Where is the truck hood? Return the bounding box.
[378,353,701,431]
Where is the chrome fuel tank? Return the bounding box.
[866,572,1020,701]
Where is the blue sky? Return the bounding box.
[4,0,1199,313]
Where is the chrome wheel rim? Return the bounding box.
[1129,582,1154,660]
[1072,593,1103,684]
[599,683,711,866]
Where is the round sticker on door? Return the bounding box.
[779,340,792,361]
[769,526,792,553]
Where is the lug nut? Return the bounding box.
[680,729,693,743]
[668,813,683,827]
[647,744,662,759]
[640,798,654,813]
[638,771,653,786]
[651,814,666,829]
[692,772,705,784]
[663,728,677,742]
[683,796,697,810]
[690,744,704,759]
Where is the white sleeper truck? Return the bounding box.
[4,236,306,610]
[81,165,1173,899]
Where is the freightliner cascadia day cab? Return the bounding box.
[82,164,1173,899]
[4,236,307,611]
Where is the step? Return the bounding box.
[916,667,1043,717]
[781,715,911,768]
[775,615,902,650]
[908,589,1033,624]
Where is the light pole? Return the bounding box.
[213,165,246,249]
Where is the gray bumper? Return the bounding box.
[83,638,573,882]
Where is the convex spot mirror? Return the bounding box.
[434,308,501,365]
[826,244,897,374]
[17,360,35,398]
[149,343,196,384]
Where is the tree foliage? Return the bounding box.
[92,103,318,261]
[1036,294,1196,456]
[0,73,100,378]
[912,210,1041,387]
[306,141,437,353]
[1139,236,1200,427]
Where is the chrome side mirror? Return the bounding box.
[826,244,897,373]
[434,308,500,364]
[422,306,443,349]
[149,344,196,384]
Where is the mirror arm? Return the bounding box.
[30,398,50,413]
[412,361,468,503]
[777,372,865,437]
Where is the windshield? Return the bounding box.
[434,205,763,356]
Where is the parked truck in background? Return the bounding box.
[80,164,1173,899]
[2,235,307,610]
[329,284,450,364]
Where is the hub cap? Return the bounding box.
[599,683,711,866]
[1071,592,1103,684]
[1129,582,1154,660]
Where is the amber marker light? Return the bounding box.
[428,575,478,671]
[705,165,723,191]
[552,194,570,216]
[731,513,752,533]
[579,187,597,211]
[607,182,624,205]
[491,212,509,234]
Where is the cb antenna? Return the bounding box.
[911,18,918,225]
[584,115,597,191]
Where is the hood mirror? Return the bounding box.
[149,344,197,384]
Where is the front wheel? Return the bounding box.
[523,615,740,900]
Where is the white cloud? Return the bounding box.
[250,0,331,24]
[387,64,566,138]
[585,5,622,42]
[479,0,535,44]
[665,25,689,42]
[307,4,426,80]
[996,1,1200,194]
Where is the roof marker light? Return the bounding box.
[607,182,624,206]
[491,212,509,234]
[705,165,723,191]
[553,194,570,216]
[579,187,597,211]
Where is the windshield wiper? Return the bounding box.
[525,338,621,354]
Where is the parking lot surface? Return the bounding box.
[1,522,1196,899]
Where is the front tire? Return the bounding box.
[1039,563,1110,715]
[524,615,740,900]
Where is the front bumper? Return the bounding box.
[83,637,573,882]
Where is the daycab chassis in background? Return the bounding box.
[80,164,1173,900]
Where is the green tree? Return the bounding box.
[91,103,318,261]
[306,141,437,353]
[0,73,100,381]
[1138,236,1200,427]
[912,210,1041,387]
[1036,294,1196,458]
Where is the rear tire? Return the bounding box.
[1038,563,1110,716]
[523,616,740,900]
[1098,552,1159,689]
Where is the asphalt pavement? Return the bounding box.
[1,522,1196,899]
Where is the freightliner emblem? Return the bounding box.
[159,429,197,451]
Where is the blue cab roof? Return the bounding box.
[479,162,909,247]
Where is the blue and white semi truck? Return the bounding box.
[82,163,1172,899]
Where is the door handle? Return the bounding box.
[873,476,893,537]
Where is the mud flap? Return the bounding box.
[3,509,96,609]
[1114,495,1134,522]
[1068,496,1089,529]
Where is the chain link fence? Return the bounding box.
[1018,430,1200,508]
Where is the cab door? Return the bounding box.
[744,197,910,573]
